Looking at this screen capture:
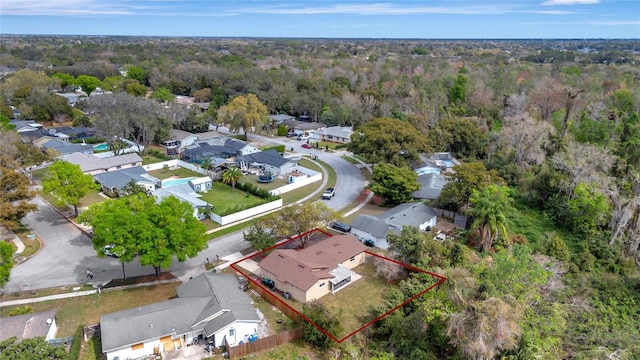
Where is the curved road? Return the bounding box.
[3,132,365,293]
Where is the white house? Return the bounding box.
[63,152,143,175]
[152,184,210,220]
[160,129,200,155]
[350,202,437,249]
[101,274,261,360]
[237,149,297,176]
[310,126,353,144]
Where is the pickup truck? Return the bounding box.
[322,187,335,200]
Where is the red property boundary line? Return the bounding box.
[230,228,447,343]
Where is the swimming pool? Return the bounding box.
[93,143,109,151]
[162,177,198,188]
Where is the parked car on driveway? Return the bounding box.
[103,244,123,258]
[322,187,335,200]
[331,221,351,233]
[297,134,309,141]
[301,143,313,149]
[363,239,375,247]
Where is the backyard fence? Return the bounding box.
[250,281,302,323]
[434,208,470,229]
[224,327,303,359]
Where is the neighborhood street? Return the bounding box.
[3,138,365,294]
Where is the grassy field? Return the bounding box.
[0,283,180,337]
[318,259,399,339]
[149,167,202,180]
[200,182,269,216]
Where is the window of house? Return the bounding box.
[131,342,144,351]
[319,282,325,288]
[116,165,121,169]
[229,328,235,336]
[350,256,355,262]
[131,163,137,166]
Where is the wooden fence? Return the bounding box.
[225,327,303,359]
[250,280,302,322]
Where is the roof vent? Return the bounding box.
[46,319,53,326]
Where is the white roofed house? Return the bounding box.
[100,274,261,360]
[93,166,161,197]
[160,129,200,155]
[63,152,143,175]
[310,126,353,144]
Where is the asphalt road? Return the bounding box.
[3,132,365,293]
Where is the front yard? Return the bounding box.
[148,167,202,180]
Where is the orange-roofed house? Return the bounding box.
[258,234,367,303]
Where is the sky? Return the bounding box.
[1,0,639,39]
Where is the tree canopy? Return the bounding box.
[466,184,514,252]
[78,193,208,277]
[438,161,504,212]
[369,163,420,206]
[348,117,431,167]
[42,161,99,217]
[0,336,68,360]
[263,202,339,248]
[216,94,268,133]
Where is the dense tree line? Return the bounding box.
[1,36,639,359]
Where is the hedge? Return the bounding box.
[68,325,84,360]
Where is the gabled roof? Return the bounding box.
[0,310,57,342]
[281,119,327,131]
[41,139,94,155]
[268,114,296,122]
[259,235,366,292]
[316,126,353,139]
[183,136,255,159]
[152,184,209,208]
[381,202,437,231]
[351,214,390,239]
[239,149,291,167]
[189,176,212,186]
[167,128,198,142]
[94,166,160,191]
[101,274,259,353]
[413,173,448,200]
[63,152,143,173]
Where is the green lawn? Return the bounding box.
[318,259,400,339]
[0,283,180,337]
[200,182,270,216]
[11,222,41,260]
[241,174,290,191]
[78,191,105,208]
[148,167,202,180]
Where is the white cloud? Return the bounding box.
[587,20,640,26]
[541,0,599,6]
[0,0,136,16]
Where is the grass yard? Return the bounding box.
[148,167,202,180]
[241,174,290,191]
[30,167,49,181]
[0,283,180,337]
[199,182,269,216]
[11,222,41,260]
[78,190,105,208]
[317,259,400,339]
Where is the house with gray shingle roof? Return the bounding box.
[413,172,448,200]
[310,126,353,144]
[63,152,143,175]
[237,149,297,175]
[41,139,94,157]
[93,166,161,197]
[350,202,437,249]
[0,310,58,342]
[101,273,260,360]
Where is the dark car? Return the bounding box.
[363,239,375,247]
[286,132,298,138]
[331,221,351,233]
[262,277,275,289]
[301,143,313,149]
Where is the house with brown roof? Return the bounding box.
[258,235,367,303]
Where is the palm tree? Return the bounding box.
[222,167,243,191]
[200,157,212,177]
[466,185,513,252]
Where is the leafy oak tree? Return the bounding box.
[302,300,343,350]
[78,193,207,277]
[0,241,13,288]
[369,163,420,206]
[438,161,504,212]
[243,219,277,251]
[263,202,339,248]
[0,166,36,230]
[42,161,99,217]
[349,117,431,167]
[0,336,68,360]
[216,94,268,133]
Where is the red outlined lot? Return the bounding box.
[230,228,447,343]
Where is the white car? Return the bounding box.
[297,134,309,141]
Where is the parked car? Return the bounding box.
[301,143,313,149]
[297,134,309,141]
[103,244,123,258]
[322,187,335,200]
[286,132,298,138]
[363,239,375,247]
[262,277,275,289]
[331,221,351,233]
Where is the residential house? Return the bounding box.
[280,119,326,134]
[101,274,261,360]
[268,114,296,126]
[259,234,367,303]
[237,149,297,176]
[44,126,97,141]
[9,120,43,133]
[310,126,353,144]
[160,129,200,155]
[55,92,86,107]
[152,183,211,220]
[41,139,94,157]
[350,202,437,249]
[63,152,143,175]
[181,136,260,166]
[0,310,58,342]
[413,173,448,201]
[93,166,161,197]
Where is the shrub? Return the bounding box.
[149,149,170,160]
[68,325,84,360]
[235,182,279,201]
[262,144,285,153]
[277,124,289,136]
[9,305,33,316]
[231,134,247,141]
